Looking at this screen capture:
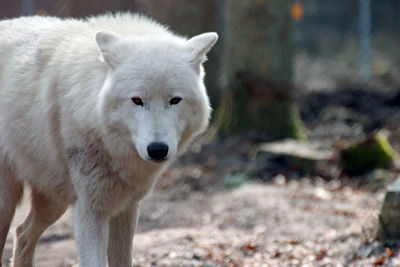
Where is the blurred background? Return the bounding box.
[2,0,400,266]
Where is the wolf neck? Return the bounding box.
[100,133,168,190]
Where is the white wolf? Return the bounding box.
[0,13,217,267]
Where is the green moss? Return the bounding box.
[266,99,307,141]
[340,133,399,176]
[214,74,307,141]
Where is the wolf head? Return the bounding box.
[95,30,217,162]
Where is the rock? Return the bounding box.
[254,139,334,178]
[256,139,334,161]
[378,176,400,239]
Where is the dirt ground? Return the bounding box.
[3,176,395,267]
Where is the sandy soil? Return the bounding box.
[3,177,394,267]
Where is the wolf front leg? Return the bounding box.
[74,200,110,267]
[107,203,140,267]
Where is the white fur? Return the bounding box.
[0,13,217,267]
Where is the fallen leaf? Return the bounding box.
[385,247,395,257]
[373,256,387,266]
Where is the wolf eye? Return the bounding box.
[170,97,182,105]
[131,97,143,106]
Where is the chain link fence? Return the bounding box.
[295,0,400,87]
[2,1,399,83]
[289,0,400,152]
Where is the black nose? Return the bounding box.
[147,142,169,161]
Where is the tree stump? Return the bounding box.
[378,177,400,240]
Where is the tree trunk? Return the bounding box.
[216,0,306,141]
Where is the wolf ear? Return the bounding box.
[95,30,123,68]
[186,32,218,67]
